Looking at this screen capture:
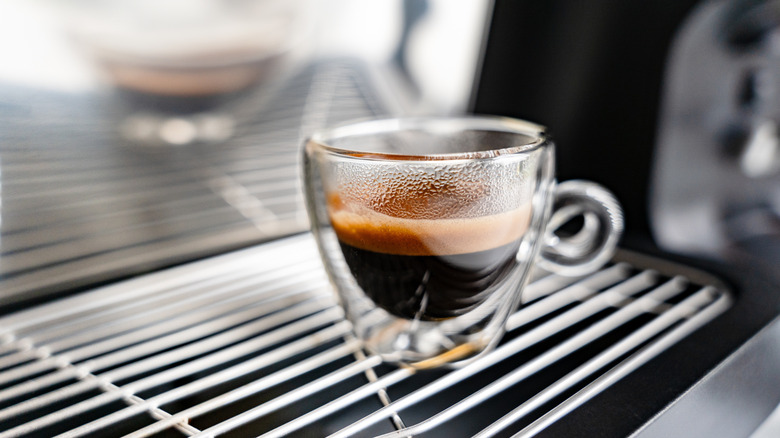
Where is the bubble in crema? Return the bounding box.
[334,159,533,219]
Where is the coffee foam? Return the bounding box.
[332,159,532,220]
[329,198,532,256]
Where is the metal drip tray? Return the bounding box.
[0,59,390,309]
[0,234,731,437]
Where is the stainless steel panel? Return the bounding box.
[0,60,391,306]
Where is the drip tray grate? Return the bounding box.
[0,234,731,437]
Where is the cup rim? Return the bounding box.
[307,115,549,161]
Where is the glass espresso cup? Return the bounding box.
[302,116,623,368]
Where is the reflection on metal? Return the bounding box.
[741,120,780,178]
[0,234,731,437]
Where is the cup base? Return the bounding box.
[359,316,494,369]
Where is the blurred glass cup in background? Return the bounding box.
[49,0,312,146]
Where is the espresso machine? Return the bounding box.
[0,0,777,436]
[474,0,780,436]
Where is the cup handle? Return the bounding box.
[536,180,624,276]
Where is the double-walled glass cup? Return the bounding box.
[303,116,623,368]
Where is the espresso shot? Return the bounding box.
[303,116,622,367]
[328,190,532,321]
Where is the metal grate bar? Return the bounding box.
[128,346,380,438]
[0,235,731,437]
[0,264,324,379]
[512,287,732,438]
[52,320,353,438]
[249,266,631,438]
[477,286,726,437]
[0,288,330,419]
[95,380,203,437]
[42,262,322,347]
[507,264,633,331]
[257,368,414,438]
[176,266,638,438]
[0,310,347,438]
[364,277,691,437]
[326,270,658,438]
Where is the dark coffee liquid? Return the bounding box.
[338,239,521,320]
[328,184,532,321]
